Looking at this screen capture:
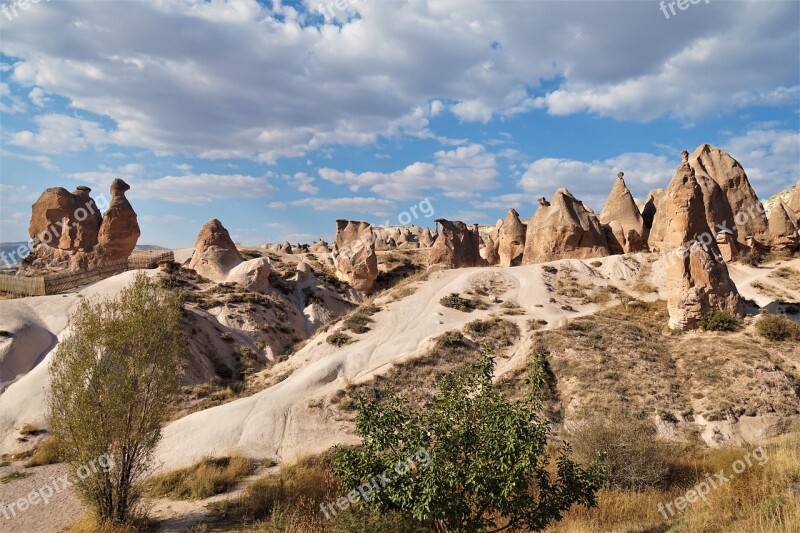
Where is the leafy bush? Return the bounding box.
[755,313,800,341]
[333,351,603,532]
[700,310,740,332]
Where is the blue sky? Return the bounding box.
[0,0,798,248]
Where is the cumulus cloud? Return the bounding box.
[319,143,499,200]
[0,0,795,162]
[8,114,110,153]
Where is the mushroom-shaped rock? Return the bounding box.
[428,219,485,268]
[660,154,744,330]
[96,179,140,262]
[333,220,379,292]
[498,208,526,267]
[599,172,647,254]
[521,189,611,264]
[768,199,799,252]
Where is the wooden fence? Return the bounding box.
[0,250,174,298]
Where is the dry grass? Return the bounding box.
[24,437,62,467]
[143,455,255,500]
[65,516,153,533]
[751,280,793,302]
[330,330,481,412]
[341,305,381,334]
[463,317,520,349]
[439,293,486,312]
[549,432,800,533]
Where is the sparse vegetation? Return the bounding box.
[439,292,484,312]
[1,470,32,484]
[755,313,800,341]
[341,305,381,334]
[327,331,353,347]
[699,310,741,332]
[463,317,519,348]
[144,456,254,500]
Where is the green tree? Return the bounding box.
[48,272,183,525]
[332,351,603,533]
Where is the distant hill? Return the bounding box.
[0,241,31,266]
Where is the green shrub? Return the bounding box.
[755,313,800,341]
[700,311,740,332]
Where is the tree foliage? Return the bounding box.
[48,273,183,525]
[332,350,603,533]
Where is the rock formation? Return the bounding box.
[333,220,379,291]
[661,151,744,330]
[28,186,103,253]
[189,219,244,280]
[521,190,611,264]
[95,179,140,262]
[599,173,647,254]
[420,229,435,247]
[428,219,484,268]
[189,219,270,291]
[789,186,800,222]
[689,144,769,247]
[23,180,140,272]
[767,199,799,252]
[481,235,500,265]
[497,208,526,267]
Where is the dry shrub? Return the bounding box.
[463,317,520,349]
[756,313,800,341]
[327,331,353,347]
[565,412,674,491]
[24,437,62,467]
[144,455,254,500]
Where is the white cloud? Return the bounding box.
[281,171,319,195]
[723,129,800,195]
[268,196,395,216]
[7,114,110,153]
[0,149,58,170]
[0,0,794,160]
[319,143,499,200]
[28,87,50,107]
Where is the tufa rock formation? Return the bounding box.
[428,219,484,268]
[767,199,799,252]
[651,145,768,254]
[661,151,744,330]
[95,179,140,262]
[497,208,526,267]
[481,235,500,265]
[599,172,647,254]
[189,219,270,291]
[333,220,379,292]
[521,190,611,264]
[24,180,139,272]
[689,144,769,247]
